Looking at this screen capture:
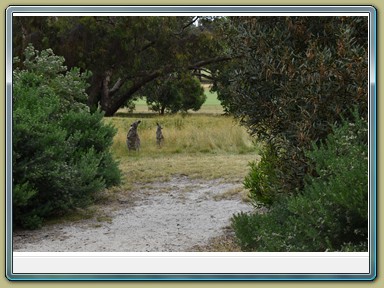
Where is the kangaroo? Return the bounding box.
[126,120,141,152]
[156,122,164,148]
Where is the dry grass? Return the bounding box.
[117,153,260,191]
[105,114,256,158]
[213,186,250,202]
[103,114,261,190]
[103,113,262,194]
[189,226,242,252]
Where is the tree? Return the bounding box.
[143,72,206,114]
[213,16,368,201]
[13,16,229,116]
[13,45,121,229]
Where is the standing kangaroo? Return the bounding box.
[156,122,164,148]
[126,120,141,152]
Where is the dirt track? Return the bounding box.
[13,176,252,252]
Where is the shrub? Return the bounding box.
[13,45,121,229]
[244,144,281,207]
[60,110,121,187]
[232,199,294,251]
[287,109,368,251]
[232,111,368,251]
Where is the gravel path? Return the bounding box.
[13,176,252,252]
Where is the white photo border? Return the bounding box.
[5,5,377,281]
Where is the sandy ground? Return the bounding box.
[13,176,253,252]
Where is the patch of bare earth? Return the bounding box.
[13,176,253,252]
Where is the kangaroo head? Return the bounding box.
[131,120,141,130]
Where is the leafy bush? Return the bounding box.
[232,200,294,251]
[13,45,121,229]
[215,16,368,197]
[244,145,281,207]
[232,111,368,251]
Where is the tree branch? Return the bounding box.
[103,55,237,116]
[187,55,234,69]
[109,78,125,96]
[174,17,200,35]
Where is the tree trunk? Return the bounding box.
[87,74,103,113]
[100,70,113,113]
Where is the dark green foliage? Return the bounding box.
[288,110,368,251]
[244,145,281,207]
[60,110,121,186]
[13,16,226,116]
[144,72,206,114]
[215,16,368,198]
[232,200,294,251]
[97,151,122,187]
[13,46,121,229]
[232,112,368,251]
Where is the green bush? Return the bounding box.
[287,110,368,251]
[232,199,294,251]
[60,110,121,187]
[13,45,121,229]
[244,145,281,207]
[232,111,368,251]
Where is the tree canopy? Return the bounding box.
[143,72,206,114]
[13,16,228,116]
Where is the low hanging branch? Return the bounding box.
[101,55,235,116]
